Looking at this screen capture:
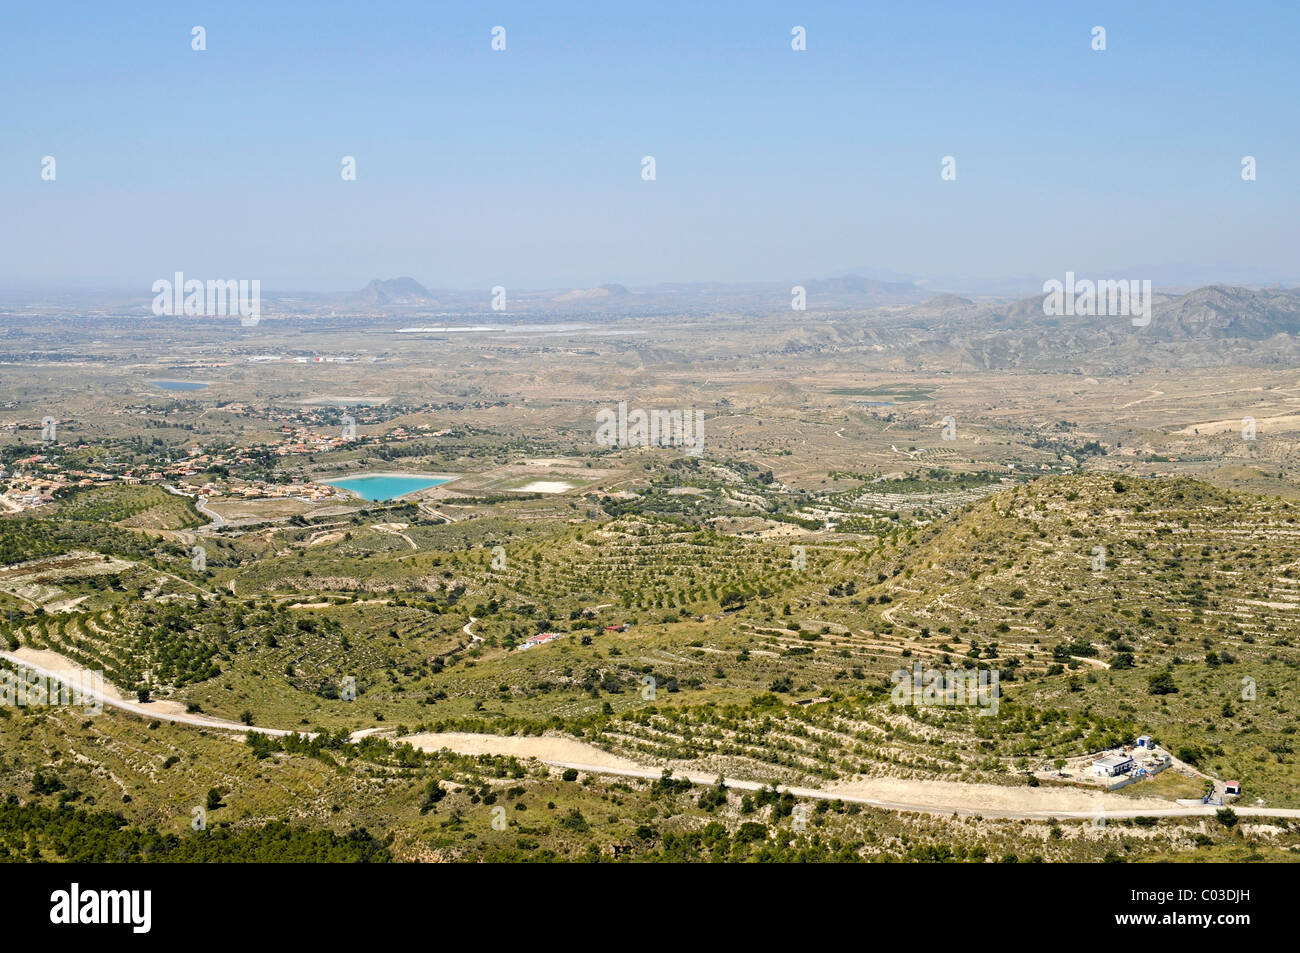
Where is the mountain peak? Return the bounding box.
[553,283,630,303]
[359,277,432,305]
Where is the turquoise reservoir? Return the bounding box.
[325,474,450,501]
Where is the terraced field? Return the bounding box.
[5,464,1300,861]
[869,475,1299,650]
[53,483,205,530]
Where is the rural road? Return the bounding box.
[1,649,304,738]
[417,502,458,524]
[5,646,1298,822]
[425,757,1300,822]
[195,495,226,529]
[372,523,417,550]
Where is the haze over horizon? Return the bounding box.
[3,0,1298,294]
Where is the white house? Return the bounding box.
[1091,753,1135,777]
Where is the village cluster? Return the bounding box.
[0,415,456,514]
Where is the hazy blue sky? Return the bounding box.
[2,0,1297,293]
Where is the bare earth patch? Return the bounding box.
[400,731,646,771]
[822,776,1175,816]
[515,480,576,493]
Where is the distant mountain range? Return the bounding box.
[333,273,934,314]
[553,283,630,303]
[327,279,1300,365]
[816,284,1300,371]
[949,284,1300,342]
[1150,284,1300,339]
[801,274,926,302]
[345,278,634,311]
[21,276,1298,356]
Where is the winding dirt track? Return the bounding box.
[5,647,1297,821]
[1,648,305,737]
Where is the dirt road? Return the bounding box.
[0,648,305,738]
[394,731,1300,820]
[6,646,1298,822]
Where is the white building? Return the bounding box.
[1091,754,1135,777]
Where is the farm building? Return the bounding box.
[1091,753,1135,777]
[520,632,563,649]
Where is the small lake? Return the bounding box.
[152,380,209,391]
[325,474,451,501]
